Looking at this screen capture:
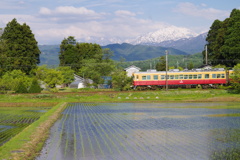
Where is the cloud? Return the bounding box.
[174,2,229,20]
[115,10,136,17]
[39,6,106,21]
[0,5,196,45]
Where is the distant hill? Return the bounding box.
[39,43,189,65]
[102,43,189,61]
[39,45,60,66]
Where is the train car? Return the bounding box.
[133,68,233,89]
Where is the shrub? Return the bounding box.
[15,84,28,93]
[29,79,42,93]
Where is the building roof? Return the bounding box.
[124,65,141,71]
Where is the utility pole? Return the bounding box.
[205,45,208,65]
[165,50,168,91]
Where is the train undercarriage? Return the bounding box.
[134,84,224,90]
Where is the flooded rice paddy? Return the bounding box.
[37,103,240,160]
[0,107,52,146]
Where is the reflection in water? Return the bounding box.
[37,103,240,160]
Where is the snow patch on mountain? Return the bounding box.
[131,26,198,45]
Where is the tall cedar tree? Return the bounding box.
[1,18,40,74]
[204,9,240,67]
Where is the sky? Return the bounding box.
[0,0,239,45]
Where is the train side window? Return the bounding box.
[217,74,221,78]
[147,75,151,80]
[170,75,174,79]
[212,74,216,78]
[193,75,197,79]
[179,74,183,79]
[175,75,179,79]
[221,74,225,78]
[184,75,188,79]
[198,74,202,79]
[142,76,146,80]
[161,75,165,80]
[205,74,209,79]
[189,75,192,79]
[135,75,139,80]
[153,75,158,80]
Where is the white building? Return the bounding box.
[69,74,93,89]
[124,65,141,77]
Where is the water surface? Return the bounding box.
[37,103,240,160]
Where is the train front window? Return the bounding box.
[153,75,158,80]
[205,74,209,79]
[212,74,216,78]
[142,76,146,80]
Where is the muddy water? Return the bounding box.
[37,103,240,160]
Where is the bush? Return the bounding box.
[29,79,42,93]
[15,84,28,93]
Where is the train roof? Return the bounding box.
[135,68,232,74]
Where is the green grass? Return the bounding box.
[0,89,239,103]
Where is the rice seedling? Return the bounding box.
[0,106,52,146]
[36,102,240,160]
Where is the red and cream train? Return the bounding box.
[133,68,233,89]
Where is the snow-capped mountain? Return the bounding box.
[131,26,198,45]
[152,32,207,54]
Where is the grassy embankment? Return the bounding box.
[0,102,67,160]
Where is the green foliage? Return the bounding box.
[57,66,75,87]
[29,79,42,93]
[78,58,116,87]
[187,61,194,70]
[156,56,166,71]
[59,36,103,72]
[0,70,32,92]
[1,18,41,75]
[230,63,240,93]
[15,81,28,93]
[36,66,63,89]
[205,9,240,67]
[59,37,116,86]
[111,70,133,91]
[212,64,227,69]
[0,39,8,76]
